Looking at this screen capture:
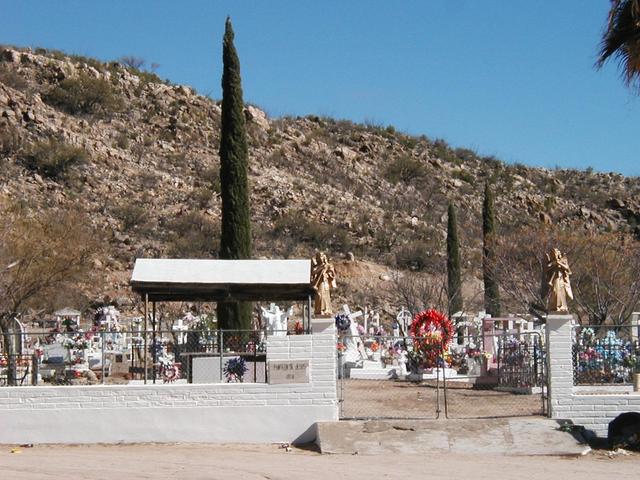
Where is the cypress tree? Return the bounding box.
[447,202,463,318]
[217,17,252,330]
[482,182,501,317]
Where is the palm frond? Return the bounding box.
[596,0,640,89]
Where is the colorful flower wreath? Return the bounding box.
[409,309,454,368]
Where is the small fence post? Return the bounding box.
[101,331,106,385]
[219,330,224,383]
[31,353,38,386]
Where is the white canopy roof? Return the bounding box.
[130,259,314,302]
[54,307,81,317]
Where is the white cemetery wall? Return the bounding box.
[546,314,640,435]
[0,333,337,444]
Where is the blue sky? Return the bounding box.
[2,1,639,175]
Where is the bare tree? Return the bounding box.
[390,271,448,317]
[0,204,97,384]
[119,56,146,70]
[494,225,640,325]
[492,226,560,319]
[570,233,640,326]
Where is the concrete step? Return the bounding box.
[315,417,590,456]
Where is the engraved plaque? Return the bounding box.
[268,360,310,384]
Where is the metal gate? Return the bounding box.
[337,332,547,420]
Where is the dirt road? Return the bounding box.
[0,444,637,480]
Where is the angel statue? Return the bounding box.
[311,252,337,316]
[543,248,573,313]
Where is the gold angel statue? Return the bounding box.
[543,248,573,312]
[311,252,337,315]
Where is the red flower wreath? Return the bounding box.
[409,309,454,368]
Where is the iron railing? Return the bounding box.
[572,325,640,385]
[0,329,292,387]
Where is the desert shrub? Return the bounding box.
[373,227,398,253]
[195,166,221,194]
[453,169,474,183]
[165,152,186,167]
[42,73,122,115]
[139,171,159,188]
[67,53,104,71]
[400,135,419,150]
[273,210,352,251]
[0,122,22,154]
[0,64,28,90]
[395,241,437,272]
[21,138,87,180]
[273,210,308,239]
[384,155,427,184]
[166,212,219,257]
[481,155,503,170]
[267,148,289,168]
[114,132,129,149]
[431,139,459,164]
[192,187,214,209]
[112,203,148,231]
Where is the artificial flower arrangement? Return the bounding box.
[334,313,351,333]
[61,334,89,350]
[408,309,454,369]
[224,357,248,383]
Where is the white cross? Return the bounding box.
[396,307,412,335]
[172,317,190,344]
[342,304,363,322]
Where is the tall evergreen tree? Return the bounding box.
[483,182,501,317]
[447,202,463,318]
[217,17,252,330]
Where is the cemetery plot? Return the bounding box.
[442,332,546,419]
[572,325,640,385]
[339,378,439,419]
[337,329,547,419]
[0,324,269,386]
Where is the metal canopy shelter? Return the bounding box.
[130,258,315,302]
[129,258,315,384]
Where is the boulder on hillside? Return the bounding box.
[245,105,269,131]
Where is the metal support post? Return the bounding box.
[144,294,148,384]
[307,295,312,334]
[152,301,157,384]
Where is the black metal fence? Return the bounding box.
[0,329,287,386]
[572,325,640,385]
[337,332,546,419]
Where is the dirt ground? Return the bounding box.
[0,443,637,480]
[340,379,544,418]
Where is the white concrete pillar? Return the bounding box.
[546,314,574,418]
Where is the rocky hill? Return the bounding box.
[1,46,639,318]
